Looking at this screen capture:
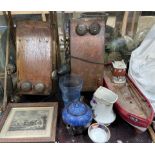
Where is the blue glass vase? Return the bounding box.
[59,74,83,106]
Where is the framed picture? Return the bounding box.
[0,102,58,142]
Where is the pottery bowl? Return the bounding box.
[88,123,111,143]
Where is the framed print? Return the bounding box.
[0,102,58,142]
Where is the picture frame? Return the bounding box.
[0,102,58,143]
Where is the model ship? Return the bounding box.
[103,63,154,132]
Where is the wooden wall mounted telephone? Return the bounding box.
[70,17,105,91]
[16,21,53,95]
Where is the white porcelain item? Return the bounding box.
[93,102,116,125]
[88,123,111,143]
[93,86,118,105]
[91,86,118,125]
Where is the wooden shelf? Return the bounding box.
[0,11,49,15]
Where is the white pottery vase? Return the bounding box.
[90,86,118,125]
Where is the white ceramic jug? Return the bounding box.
[90,86,118,125]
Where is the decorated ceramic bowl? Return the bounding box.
[88,123,111,143]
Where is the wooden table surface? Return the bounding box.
[0,92,152,143]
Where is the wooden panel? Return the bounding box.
[0,11,49,15]
[121,11,141,37]
[114,11,124,38]
[70,18,105,91]
[16,21,52,95]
